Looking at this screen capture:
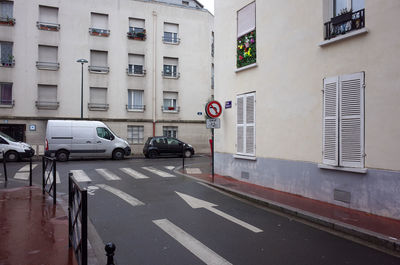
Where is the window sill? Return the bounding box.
[318,163,367,174]
[162,75,180,79]
[163,41,180,45]
[162,110,179,113]
[127,109,145,113]
[233,154,257,161]
[127,73,146,77]
[235,63,257,73]
[0,104,14,108]
[319,28,368,47]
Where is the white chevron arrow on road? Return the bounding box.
[175,191,263,233]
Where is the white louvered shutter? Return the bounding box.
[245,94,255,155]
[339,72,364,168]
[323,76,339,166]
[236,95,244,154]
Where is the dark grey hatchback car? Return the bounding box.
[143,136,194,158]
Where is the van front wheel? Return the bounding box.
[56,150,69,162]
[112,149,124,160]
[5,151,19,162]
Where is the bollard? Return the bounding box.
[2,151,7,182]
[182,144,185,170]
[105,242,116,265]
[29,157,32,186]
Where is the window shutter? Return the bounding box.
[129,54,144,65]
[339,72,364,168]
[164,23,178,33]
[130,18,145,28]
[323,76,339,166]
[237,2,256,37]
[39,6,58,23]
[39,45,57,62]
[91,13,108,29]
[245,94,255,155]
[38,85,57,101]
[91,51,107,67]
[236,95,244,154]
[164,57,178,66]
[90,87,107,104]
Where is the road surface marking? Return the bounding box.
[96,168,121,181]
[44,170,61,184]
[185,168,202,174]
[97,184,144,206]
[165,166,175,171]
[142,167,175,178]
[120,168,149,179]
[176,192,263,233]
[70,170,92,182]
[14,164,38,180]
[153,219,232,265]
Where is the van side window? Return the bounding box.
[96,127,113,140]
[0,137,9,144]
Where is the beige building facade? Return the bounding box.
[0,0,214,154]
[214,0,400,220]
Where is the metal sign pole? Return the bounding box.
[212,128,214,183]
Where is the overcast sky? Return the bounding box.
[199,0,214,14]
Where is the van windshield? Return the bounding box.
[0,132,17,142]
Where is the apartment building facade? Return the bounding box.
[0,0,214,154]
[214,0,400,220]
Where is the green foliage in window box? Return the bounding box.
[237,30,256,69]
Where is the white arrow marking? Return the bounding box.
[153,219,232,265]
[176,192,263,233]
[97,184,144,207]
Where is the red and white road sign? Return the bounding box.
[205,101,222,118]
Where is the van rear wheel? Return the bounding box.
[56,150,69,162]
[5,151,19,162]
[112,149,124,160]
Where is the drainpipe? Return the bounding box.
[152,11,157,136]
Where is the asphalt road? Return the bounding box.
[2,156,400,265]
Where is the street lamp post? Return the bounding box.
[77,59,88,119]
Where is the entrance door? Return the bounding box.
[0,124,25,142]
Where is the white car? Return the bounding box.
[0,132,35,162]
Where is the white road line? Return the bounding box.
[96,184,144,206]
[70,170,92,182]
[153,219,232,265]
[95,168,121,181]
[120,168,149,179]
[142,167,175,178]
[14,164,38,180]
[44,170,61,184]
[165,166,175,171]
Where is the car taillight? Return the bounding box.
[45,139,48,151]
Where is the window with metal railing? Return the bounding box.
[37,6,60,31]
[89,50,109,73]
[0,42,14,67]
[90,12,109,36]
[127,27,146,40]
[0,1,15,26]
[37,45,59,70]
[324,8,365,40]
[127,90,145,111]
[0,82,13,108]
[36,85,59,110]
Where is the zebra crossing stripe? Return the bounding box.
[165,166,175,171]
[120,168,149,179]
[97,184,144,206]
[96,168,121,181]
[14,164,38,180]
[142,167,175,178]
[44,170,61,184]
[70,170,92,182]
[153,219,232,265]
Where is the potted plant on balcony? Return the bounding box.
[331,8,353,25]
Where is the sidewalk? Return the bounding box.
[179,161,400,254]
[0,182,77,265]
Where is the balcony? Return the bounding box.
[35,101,59,110]
[0,99,14,108]
[89,28,110,37]
[161,105,180,113]
[126,105,145,112]
[0,17,15,26]
[88,103,109,111]
[127,66,146,76]
[162,71,180,79]
[1,58,15,67]
[88,65,109,74]
[162,36,180,45]
[324,9,365,40]
[127,28,146,40]
[36,61,60,71]
[37,21,60,31]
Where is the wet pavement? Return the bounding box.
[0,184,76,265]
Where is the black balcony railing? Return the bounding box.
[37,21,60,31]
[162,36,180,44]
[88,103,109,111]
[36,61,60,70]
[0,99,14,107]
[89,28,110,37]
[126,104,146,111]
[324,9,365,40]
[35,101,60,110]
[127,28,146,40]
[1,59,15,67]
[88,65,109,73]
[162,105,180,112]
[0,16,15,26]
[127,66,146,76]
[162,71,180,78]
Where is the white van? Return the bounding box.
[45,120,131,161]
[0,132,35,162]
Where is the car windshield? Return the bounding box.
[0,132,17,142]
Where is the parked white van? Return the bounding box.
[45,120,131,161]
[0,132,35,161]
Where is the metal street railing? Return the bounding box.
[42,156,56,204]
[69,172,88,265]
[1,151,7,181]
[324,9,365,40]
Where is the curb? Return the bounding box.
[175,167,400,256]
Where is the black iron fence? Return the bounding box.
[68,172,88,265]
[42,156,57,204]
[1,151,7,181]
[324,9,365,40]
